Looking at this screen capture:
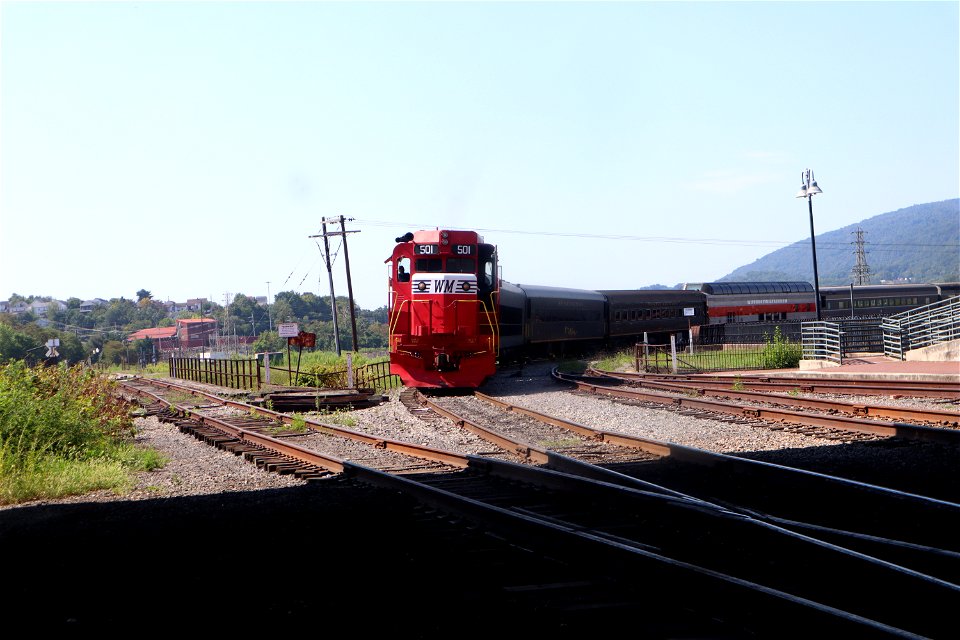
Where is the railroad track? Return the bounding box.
[555,370,960,446]
[117,377,958,636]
[421,389,960,575]
[588,368,960,427]
[590,367,960,400]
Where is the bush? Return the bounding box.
[759,327,803,369]
[0,361,162,504]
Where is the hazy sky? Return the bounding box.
[2,1,958,312]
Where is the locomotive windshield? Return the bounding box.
[414,257,475,273]
[415,257,443,272]
[446,258,475,273]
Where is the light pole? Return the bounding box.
[796,169,823,321]
[266,281,272,332]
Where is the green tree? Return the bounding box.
[56,333,85,364]
[133,299,167,327]
[226,294,259,336]
[274,291,310,319]
[102,299,137,328]
[252,331,285,354]
[0,322,37,363]
[270,299,295,326]
[100,340,127,365]
[301,292,332,321]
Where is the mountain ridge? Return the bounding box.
[718,198,959,285]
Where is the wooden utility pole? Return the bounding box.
[335,215,360,352]
[308,217,360,354]
[314,219,341,356]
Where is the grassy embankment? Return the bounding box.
[0,362,165,505]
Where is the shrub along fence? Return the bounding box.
[635,326,803,374]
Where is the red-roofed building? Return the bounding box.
[127,327,178,351]
[176,318,218,348]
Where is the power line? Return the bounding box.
[353,218,959,250]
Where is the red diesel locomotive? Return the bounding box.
[386,229,500,388]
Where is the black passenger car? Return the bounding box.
[519,284,607,344]
[819,284,947,318]
[601,289,707,337]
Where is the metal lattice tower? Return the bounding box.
[851,227,871,285]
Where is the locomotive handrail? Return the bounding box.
[388,298,432,338]
[387,291,403,341]
[480,294,499,351]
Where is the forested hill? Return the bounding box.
[722,198,959,284]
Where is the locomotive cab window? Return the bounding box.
[482,260,494,287]
[397,257,411,282]
[478,244,497,293]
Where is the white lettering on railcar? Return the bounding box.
[412,274,477,295]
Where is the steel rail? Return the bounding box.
[474,390,960,558]
[590,368,960,399]
[585,371,960,426]
[121,377,712,506]
[367,454,957,638]
[344,461,923,638]
[475,388,958,506]
[418,391,724,506]
[118,378,471,470]
[565,377,960,445]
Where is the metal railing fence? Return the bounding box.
[882,295,960,360]
[801,322,843,365]
[634,335,804,374]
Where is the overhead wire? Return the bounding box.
[352,218,959,250]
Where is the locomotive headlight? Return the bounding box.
[441,239,449,245]
[416,281,427,292]
[462,282,472,292]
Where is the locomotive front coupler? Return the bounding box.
[435,353,459,372]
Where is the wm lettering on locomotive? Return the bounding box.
[412,274,477,295]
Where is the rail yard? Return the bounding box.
[2,357,958,637]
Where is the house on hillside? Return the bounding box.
[1,300,30,314]
[80,299,108,313]
[31,300,67,317]
[163,298,208,314]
